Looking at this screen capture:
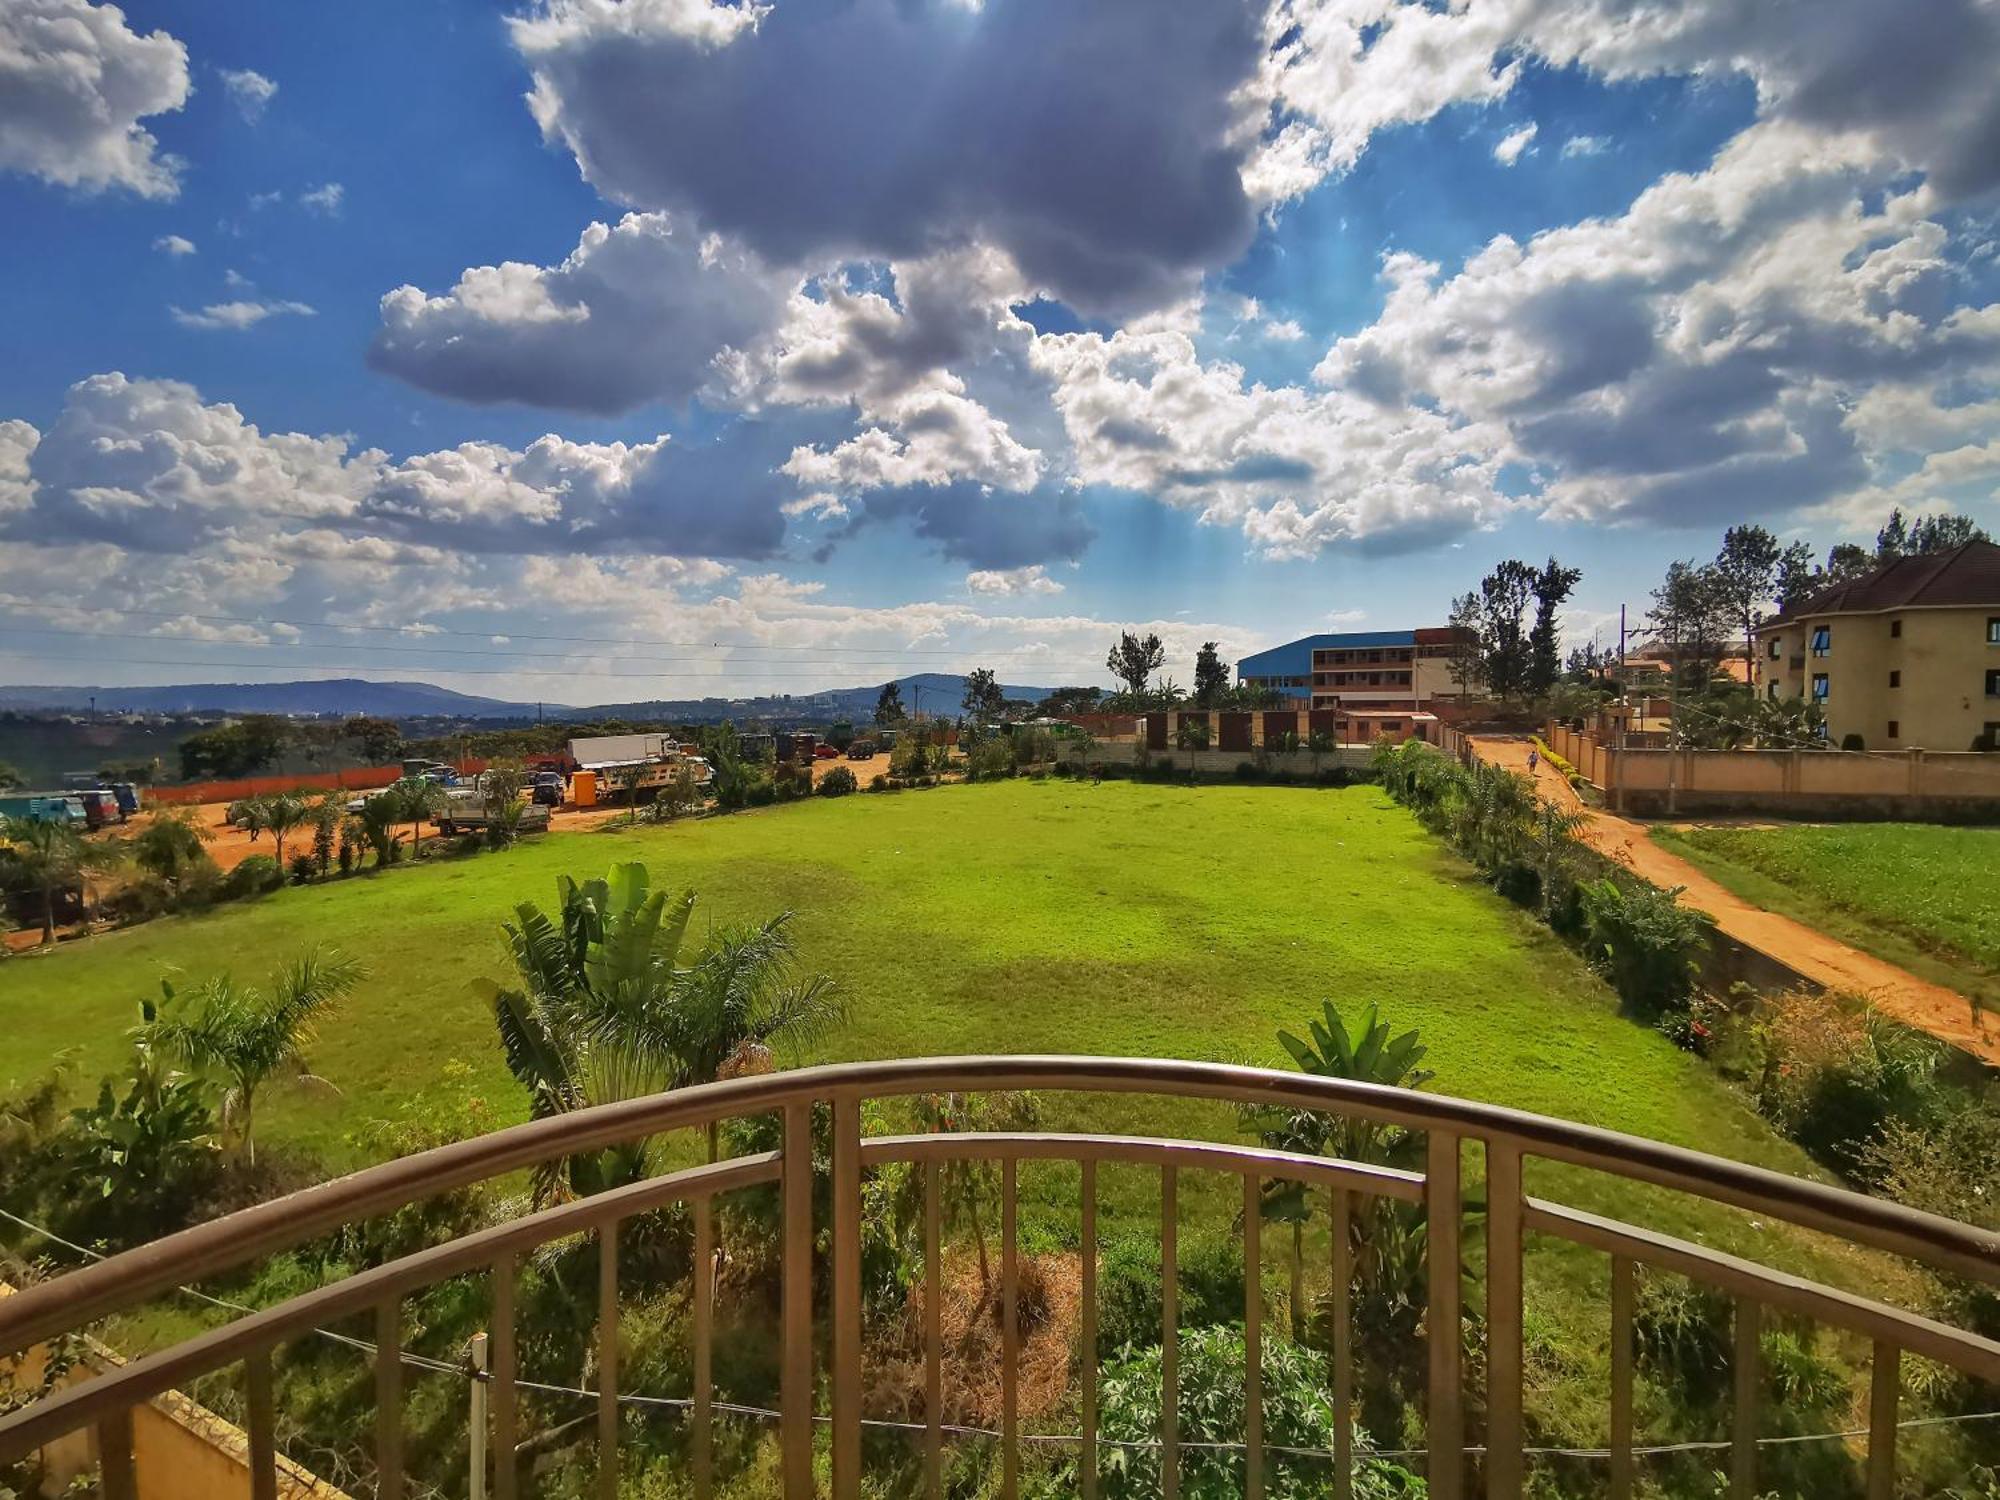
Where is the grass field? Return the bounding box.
[1,780,1844,1257]
[1653,821,2000,1011]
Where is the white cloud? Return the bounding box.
[219,67,276,121]
[1560,134,1608,159]
[0,419,38,515]
[298,181,343,216]
[966,565,1063,597]
[0,0,190,197]
[171,298,316,330]
[371,213,788,414]
[783,385,1043,496]
[152,233,195,256]
[1493,122,1538,166]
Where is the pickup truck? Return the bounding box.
[433,793,551,837]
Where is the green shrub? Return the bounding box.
[817,766,858,797]
[1578,878,1712,1022]
[1753,992,1942,1177]
[867,773,889,793]
[222,854,283,900]
[287,852,318,886]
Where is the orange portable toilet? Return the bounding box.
[572,769,598,807]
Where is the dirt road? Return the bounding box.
[1468,735,1999,1063]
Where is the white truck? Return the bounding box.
[568,734,714,800]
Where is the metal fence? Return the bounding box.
[2,1057,1996,1499]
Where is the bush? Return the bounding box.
[817,766,858,797]
[222,854,283,900]
[867,773,889,793]
[1578,877,1713,1023]
[103,876,175,925]
[1840,733,1866,751]
[1753,992,1942,1177]
[965,737,1015,782]
[287,852,318,886]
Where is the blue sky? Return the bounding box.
[3,0,1998,704]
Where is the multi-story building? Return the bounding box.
[1754,540,2000,751]
[1235,627,1472,711]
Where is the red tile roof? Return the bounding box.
[1772,540,2000,621]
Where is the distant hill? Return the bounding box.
[0,672,1063,723]
[0,679,558,719]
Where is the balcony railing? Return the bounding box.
[2,1056,1997,1498]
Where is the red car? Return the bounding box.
[814,744,840,760]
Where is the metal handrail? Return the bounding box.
[3,1054,1998,1500]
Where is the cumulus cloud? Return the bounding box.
[783,387,1043,497]
[299,181,343,215]
[0,0,190,196]
[1561,134,1608,159]
[171,298,316,330]
[152,233,195,256]
[1493,122,1538,165]
[0,419,38,515]
[371,213,788,414]
[508,0,1269,315]
[966,565,1063,597]
[219,67,276,121]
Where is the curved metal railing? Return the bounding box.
[2,1056,1997,1499]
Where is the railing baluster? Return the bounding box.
[1485,1143,1524,1500]
[1080,1158,1098,1500]
[833,1094,863,1496]
[1244,1172,1263,1500]
[1868,1339,1899,1500]
[925,1159,943,1499]
[1731,1297,1759,1500]
[1331,1188,1353,1500]
[1425,1132,1462,1500]
[246,1348,277,1500]
[1609,1257,1633,1500]
[492,1253,519,1500]
[599,1217,620,1500]
[1002,1157,1020,1500]
[693,1194,714,1500]
[782,1100,814,1500]
[1162,1164,1179,1500]
[96,1407,136,1500]
[376,1297,403,1500]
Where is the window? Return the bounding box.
[1888,721,1900,740]
[1810,625,1831,657]
[1768,637,1782,659]
[1812,673,1830,701]
[1889,670,1900,688]
[1988,670,2000,698]
[1989,617,2000,644]
[1768,681,1780,701]
[1891,619,1902,639]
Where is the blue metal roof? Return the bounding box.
[1236,630,1417,681]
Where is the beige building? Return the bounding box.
[1754,540,2000,751]
[1236,626,1471,712]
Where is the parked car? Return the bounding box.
[846,740,877,760]
[75,790,121,829]
[814,744,840,760]
[531,772,565,807]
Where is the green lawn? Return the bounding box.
[1653,821,2000,1011]
[3,781,1845,1257]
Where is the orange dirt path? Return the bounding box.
[1468,734,1999,1065]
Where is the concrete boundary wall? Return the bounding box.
[1061,742,1375,775]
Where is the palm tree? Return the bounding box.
[480,862,843,1197]
[386,776,447,855]
[1526,797,1587,914]
[1240,1002,1436,1338]
[356,794,403,867]
[130,807,215,889]
[260,794,309,873]
[1,815,123,944]
[144,948,364,1164]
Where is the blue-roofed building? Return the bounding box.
[1237,626,1469,710]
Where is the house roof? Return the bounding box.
[1768,540,2000,624]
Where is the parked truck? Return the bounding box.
[0,793,87,826]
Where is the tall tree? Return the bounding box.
[1646,561,1731,694]
[873,680,907,725]
[1901,511,1991,555]
[1,816,123,944]
[961,667,1006,722]
[1711,525,1782,647]
[1192,641,1229,707]
[341,715,403,766]
[1527,558,1582,699]
[145,949,363,1164]
[1774,540,1820,613]
[1105,631,1166,696]
[1477,560,1538,703]
[1446,592,1484,699]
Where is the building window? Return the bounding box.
[1891,619,1902,639]
[1812,673,1830,701]
[1768,681,1780,701]
[1810,625,1831,656]
[1989,617,2000,644]
[1988,670,2000,698]
[1888,721,1900,740]
[1767,637,1781,659]
[1889,670,1900,688]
